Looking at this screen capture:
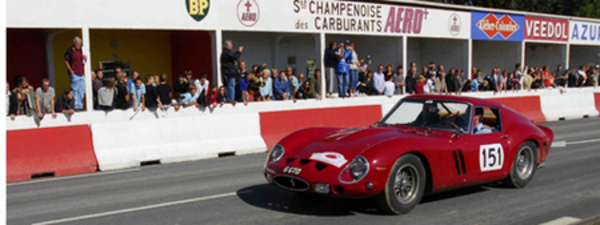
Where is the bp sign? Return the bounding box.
[186,0,210,22]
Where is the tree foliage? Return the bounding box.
[426,0,600,19]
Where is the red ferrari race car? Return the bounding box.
[263,94,554,214]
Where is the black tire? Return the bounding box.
[377,154,426,214]
[504,141,538,188]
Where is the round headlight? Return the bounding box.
[349,156,369,179]
[268,144,285,162]
[339,156,370,184]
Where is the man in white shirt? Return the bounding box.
[424,77,434,94]
[373,64,386,95]
[577,65,588,86]
[473,108,492,134]
[194,73,210,107]
[383,76,395,97]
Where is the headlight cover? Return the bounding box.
[338,156,370,184]
[268,144,285,163]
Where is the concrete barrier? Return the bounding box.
[91,111,266,171]
[490,96,546,122]
[594,92,600,114]
[540,89,599,121]
[6,125,98,182]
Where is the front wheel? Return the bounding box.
[377,154,426,214]
[504,141,538,188]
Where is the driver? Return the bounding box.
[473,108,492,134]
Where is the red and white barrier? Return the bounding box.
[5,88,600,181]
[6,125,98,182]
[91,111,267,171]
[490,96,545,122]
[594,92,600,114]
[540,88,600,121]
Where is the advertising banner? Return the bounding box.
[7,0,470,39]
[216,0,471,38]
[525,16,568,42]
[569,21,600,45]
[471,11,524,41]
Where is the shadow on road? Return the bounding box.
[236,184,387,216]
[237,184,492,216]
[421,186,489,204]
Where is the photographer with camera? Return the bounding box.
[220,40,243,103]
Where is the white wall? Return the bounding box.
[473,40,522,74]
[569,45,600,69]
[275,34,321,75]
[327,35,404,70]
[223,32,320,74]
[408,38,469,73]
[525,43,567,69]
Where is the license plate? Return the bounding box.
[283,166,302,175]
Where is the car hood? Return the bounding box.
[290,126,429,168]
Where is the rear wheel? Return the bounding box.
[377,154,426,214]
[504,141,538,188]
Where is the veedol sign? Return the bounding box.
[525,16,568,42]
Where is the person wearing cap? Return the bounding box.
[473,108,492,134]
[336,40,353,98]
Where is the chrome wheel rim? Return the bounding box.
[516,146,535,180]
[393,164,419,204]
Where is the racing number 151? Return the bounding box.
[480,143,504,172]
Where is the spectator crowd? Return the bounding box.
[7,37,600,120]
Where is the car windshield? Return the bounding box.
[381,99,472,131]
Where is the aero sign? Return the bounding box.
[525,17,568,41]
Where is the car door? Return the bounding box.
[461,106,510,185]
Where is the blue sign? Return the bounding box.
[471,11,524,41]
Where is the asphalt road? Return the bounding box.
[7,117,600,225]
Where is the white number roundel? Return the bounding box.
[480,143,504,172]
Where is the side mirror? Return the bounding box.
[451,128,465,138]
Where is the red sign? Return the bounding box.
[476,13,520,39]
[525,17,568,41]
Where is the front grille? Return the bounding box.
[315,162,328,171]
[299,159,311,165]
[286,158,296,164]
[273,175,310,191]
